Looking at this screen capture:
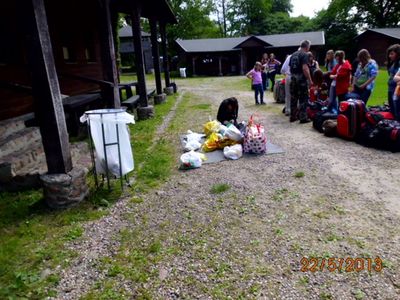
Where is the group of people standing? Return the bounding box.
[246,53,281,105]
[247,39,400,123]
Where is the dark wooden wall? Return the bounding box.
[0,0,105,121]
[356,32,400,67]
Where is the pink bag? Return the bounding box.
[243,115,267,154]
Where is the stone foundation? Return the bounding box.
[163,86,174,95]
[154,93,167,105]
[137,105,155,120]
[170,82,178,93]
[41,167,89,209]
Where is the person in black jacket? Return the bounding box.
[217,97,239,126]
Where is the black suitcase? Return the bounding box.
[360,120,400,152]
[313,111,338,133]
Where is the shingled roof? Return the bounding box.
[176,31,325,53]
[356,28,400,40]
[119,25,150,38]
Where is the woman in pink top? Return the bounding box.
[246,62,264,105]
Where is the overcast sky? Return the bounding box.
[290,0,331,18]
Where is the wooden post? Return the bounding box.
[159,22,171,87]
[149,17,162,95]
[192,56,196,76]
[240,50,245,75]
[98,0,120,108]
[21,0,72,174]
[131,2,148,106]
[218,56,223,76]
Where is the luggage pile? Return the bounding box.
[312,99,400,152]
[180,116,268,169]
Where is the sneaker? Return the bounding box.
[255,102,260,105]
[299,118,311,124]
[290,117,298,122]
[261,102,266,105]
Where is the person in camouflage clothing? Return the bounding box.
[289,40,314,123]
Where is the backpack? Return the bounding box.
[289,51,303,74]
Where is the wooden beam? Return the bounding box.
[21,0,72,174]
[98,0,120,108]
[131,3,148,106]
[192,56,196,76]
[218,56,223,76]
[149,17,162,95]
[240,50,245,75]
[159,22,171,87]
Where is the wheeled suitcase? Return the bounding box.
[313,111,338,133]
[337,100,366,139]
[273,79,285,103]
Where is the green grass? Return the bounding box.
[0,93,179,299]
[368,68,389,107]
[210,183,231,194]
[294,171,305,178]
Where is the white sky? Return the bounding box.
[290,0,331,18]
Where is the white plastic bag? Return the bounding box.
[184,140,202,152]
[179,151,206,169]
[224,123,243,142]
[184,130,205,152]
[223,144,243,160]
[80,109,135,177]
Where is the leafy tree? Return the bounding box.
[271,0,292,14]
[227,0,272,35]
[329,0,400,28]
[167,0,220,40]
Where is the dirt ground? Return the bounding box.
[54,77,400,299]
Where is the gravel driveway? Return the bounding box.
[54,76,400,300]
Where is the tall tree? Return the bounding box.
[168,0,220,40]
[271,0,292,14]
[214,0,228,37]
[327,0,400,28]
[227,0,272,35]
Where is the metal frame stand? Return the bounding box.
[85,108,130,190]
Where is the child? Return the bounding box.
[217,97,239,126]
[246,62,264,105]
[307,69,329,120]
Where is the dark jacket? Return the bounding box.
[217,97,239,125]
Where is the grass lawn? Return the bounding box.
[0,93,179,299]
[368,69,388,106]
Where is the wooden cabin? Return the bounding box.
[0,0,176,199]
[355,28,400,66]
[176,31,325,76]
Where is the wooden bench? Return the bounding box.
[121,95,140,111]
[121,89,157,111]
[63,93,102,135]
[118,82,137,100]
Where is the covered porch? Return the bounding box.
[0,0,176,207]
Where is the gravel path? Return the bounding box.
[53,77,400,299]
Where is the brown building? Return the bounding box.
[0,0,176,203]
[355,28,400,66]
[176,31,325,76]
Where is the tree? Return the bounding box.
[326,0,400,28]
[227,0,272,36]
[271,0,292,14]
[214,0,228,37]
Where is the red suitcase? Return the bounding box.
[337,100,366,139]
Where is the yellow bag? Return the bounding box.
[202,132,238,152]
[204,120,221,137]
[202,132,220,152]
